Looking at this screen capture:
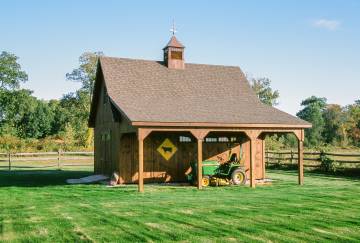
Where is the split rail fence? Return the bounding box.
[266,150,360,169]
[0,151,94,171]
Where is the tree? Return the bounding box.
[0,89,36,136]
[52,90,92,147]
[346,101,360,146]
[66,52,103,102]
[19,100,55,138]
[296,96,327,147]
[65,52,102,148]
[0,51,30,137]
[322,104,348,146]
[250,77,280,106]
[0,51,28,91]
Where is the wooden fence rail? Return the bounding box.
[0,151,94,170]
[266,150,360,169]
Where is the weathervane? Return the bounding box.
[170,20,177,36]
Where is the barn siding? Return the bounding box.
[118,132,264,184]
[94,78,123,176]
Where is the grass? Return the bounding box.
[0,169,359,242]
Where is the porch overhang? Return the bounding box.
[135,122,309,192]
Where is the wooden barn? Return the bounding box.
[88,34,311,192]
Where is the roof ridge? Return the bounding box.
[100,56,241,69]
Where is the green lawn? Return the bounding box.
[1,169,359,242]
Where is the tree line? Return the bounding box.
[0,51,359,152]
[249,77,360,149]
[0,51,101,151]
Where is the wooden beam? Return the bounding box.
[133,127,309,138]
[262,139,266,180]
[137,128,152,193]
[293,129,305,142]
[249,139,256,188]
[190,129,209,190]
[132,121,312,129]
[298,139,304,185]
[138,137,144,192]
[190,129,209,140]
[197,139,203,189]
[244,130,262,189]
[138,128,152,141]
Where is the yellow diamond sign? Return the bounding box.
[157,138,177,161]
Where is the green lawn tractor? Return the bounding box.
[187,153,247,187]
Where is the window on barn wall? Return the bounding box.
[230,137,237,142]
[179,136,192,142]
[101,130,111,164]
[218,137,229,142]
[205,137,217,142]
[103,89,108,105]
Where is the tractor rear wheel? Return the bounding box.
[231,169,246,185]
[202,176,210,187]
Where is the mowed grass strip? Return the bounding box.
[0,169,359,242]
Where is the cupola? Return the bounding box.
[163,26,185,69]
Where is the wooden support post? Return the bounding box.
[244,130,261,188]
[138,137,144,192]
[249,139,256,188]
[197,139,203,190]
[137,128,151,193]
[57,150,61,170]
[8,152,11,171]
[190,129,209,190]
[298,140,304,185]
[262,139,266,180]
[294,129,305,185]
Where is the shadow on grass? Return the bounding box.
[0,170,93,187]
[267,166,360,180]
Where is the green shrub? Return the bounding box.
[319,150,336,173]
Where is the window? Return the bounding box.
[101,131,111,141]
[171,51,182,60]
[218,137,229,142]
[103,89,108,105]
[101,130,111,164]
[179,136,192,142]
[205,137,217,142]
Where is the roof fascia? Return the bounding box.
[131,121,312,129]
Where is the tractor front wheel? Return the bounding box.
[202,176,210,187]
[231,169,246,185]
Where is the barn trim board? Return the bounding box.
[88,33,311,192]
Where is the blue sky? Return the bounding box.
[1,0,359,115]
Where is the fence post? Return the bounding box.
[265,151,268,167]
[57,150,61,170]
[8,152,11,171]
[290,150,294,165]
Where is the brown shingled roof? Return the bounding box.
[89,56,310,128]
[163,36,184,49]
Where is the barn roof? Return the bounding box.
[89,56,310,128]
[163,36,185,49]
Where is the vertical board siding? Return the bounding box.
[117,132,264,184]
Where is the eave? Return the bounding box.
[131,121,312,129]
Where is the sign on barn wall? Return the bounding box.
[157,138,178,160]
